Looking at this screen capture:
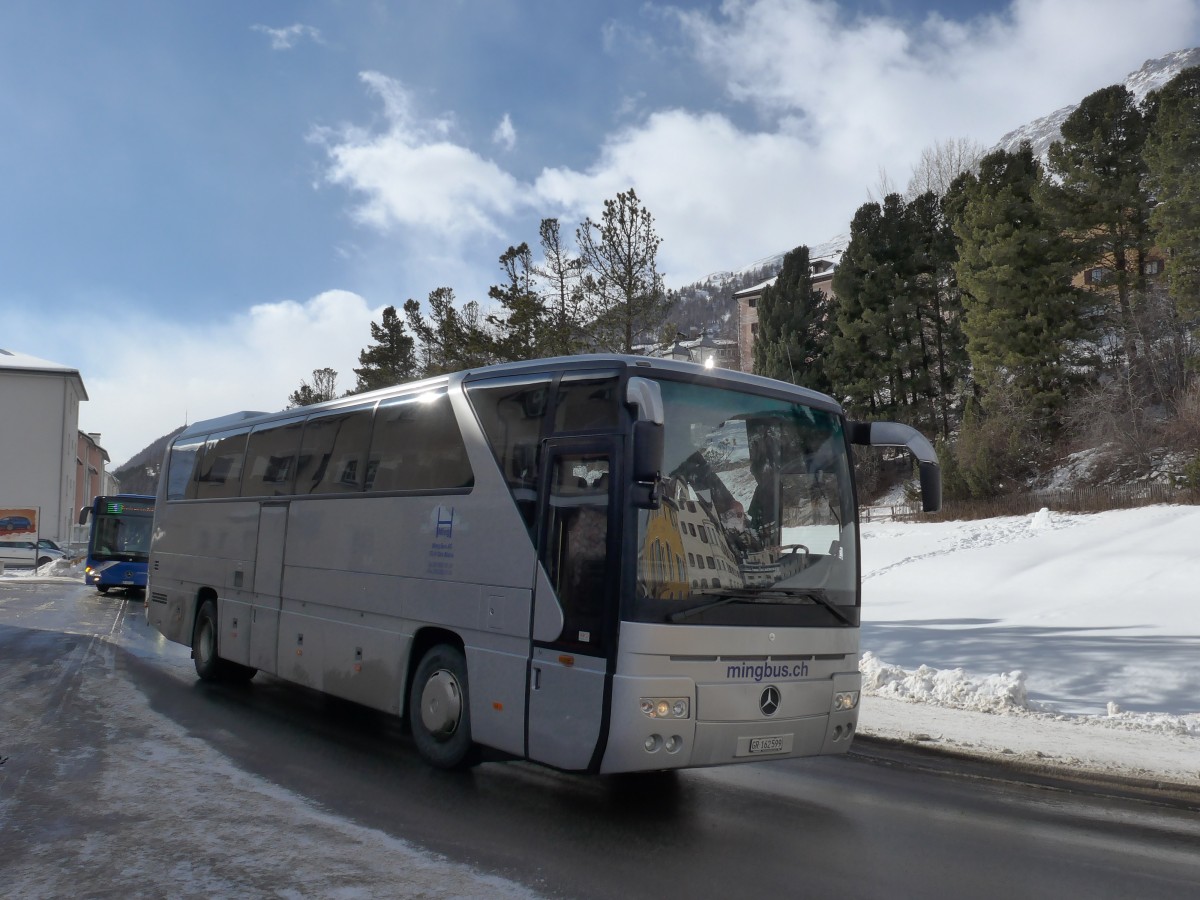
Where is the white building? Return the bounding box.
[0,348,89,543]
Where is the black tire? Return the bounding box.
[408,644,479,770]
[97,586,110,595]
[192,598,257,683]
[37,556,52,567]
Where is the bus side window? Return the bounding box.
[465,376,552,538]
[298,406,375,494]
[166,438,206,501]
[367,390,473,493]
[544,454,611,649]
[242,420,304,497]
[194,430,250,500]
[553,375,619,433]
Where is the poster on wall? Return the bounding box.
[0,507,38,536]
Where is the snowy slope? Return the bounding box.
[857,505,1200,785]
[995,47,1200,159]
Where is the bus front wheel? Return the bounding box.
[97,586,110,595]
[408,644,480,770]
[192,599,257,684]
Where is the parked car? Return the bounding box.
[38,538,65,554]
[0,540,65,568]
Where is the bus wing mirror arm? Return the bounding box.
[627,377,664,509]
[631,420,664,509]
[848,421,942,513]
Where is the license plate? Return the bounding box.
[749,736,785,754]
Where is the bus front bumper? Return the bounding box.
[599,671,861,774]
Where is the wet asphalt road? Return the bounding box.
[2,580,1199,899]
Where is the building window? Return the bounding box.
[748,297,757,308]
[1144,259,1163,275]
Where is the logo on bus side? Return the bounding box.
[427,506,456,577]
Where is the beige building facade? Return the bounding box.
[0,348,96,542]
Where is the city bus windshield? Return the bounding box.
[91,513,153,563]
[633,378,857,627]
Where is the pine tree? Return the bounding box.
[752,245,832,394]
[403,288,493,376]
[576,188,668,353]
[951,143,1084,436]
[1046,84,1152,373]
[486,242,545,363]
[1143,66,1200,319]
[351,305,417,393]
[829,195,924,420]
[909,190,969,439]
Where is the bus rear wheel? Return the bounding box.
[192,598,257,684]
[408,644,480,770]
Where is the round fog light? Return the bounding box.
[644,734,663,753]
[664,735,682,753]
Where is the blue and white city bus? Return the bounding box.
[146,356,940,774]
[78,494,155,593]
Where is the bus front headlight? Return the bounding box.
[832,691,859,711]
[640,697,691,719]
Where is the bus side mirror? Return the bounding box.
[848,420,942,513]
[78,507,90,526]
[632,420,663,483]
[627,376,665,510]
[631,420,663,509]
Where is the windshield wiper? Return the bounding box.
[668,587,853,626]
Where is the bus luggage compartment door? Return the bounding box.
[249,502,288,671]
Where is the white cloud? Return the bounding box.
[492,114,517,152]
[314,73,528,241]
[314,1,1200,289]
[251,23,324,51]
[534,110,848,284]
[72,291,381,466]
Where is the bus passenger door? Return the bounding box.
[249,501,288,672]
[527,438,617,771]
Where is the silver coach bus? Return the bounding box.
[147,355,940,773]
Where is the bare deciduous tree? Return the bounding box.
[906,137,986,199]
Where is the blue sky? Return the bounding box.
[2,0,1198,466]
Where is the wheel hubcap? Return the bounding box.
[420,668,462,740]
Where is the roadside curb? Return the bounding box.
[851,734,1200,810]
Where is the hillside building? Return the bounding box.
[734,251,841,374]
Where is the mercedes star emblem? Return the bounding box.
[759,685,780,717]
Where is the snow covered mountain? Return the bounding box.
[995,46,1200,159]
[675,47,1199,339]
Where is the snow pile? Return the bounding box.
[2,557,84,579]
[1088,705,1200,738]
[860,651,1047,714]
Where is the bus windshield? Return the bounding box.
[634,378,857,627]
[91,512,153,563]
